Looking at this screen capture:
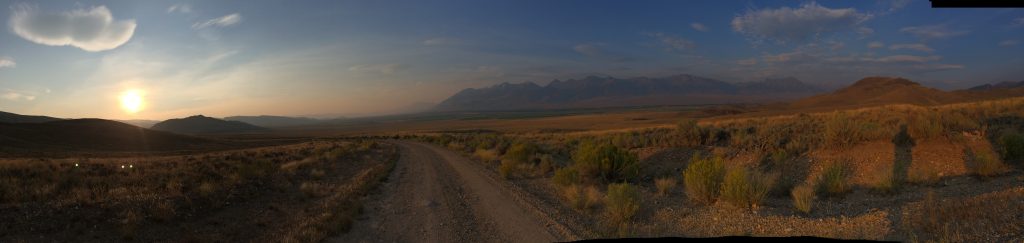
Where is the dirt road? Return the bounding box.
[334,141,563,242]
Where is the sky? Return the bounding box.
[0,0,1022,120]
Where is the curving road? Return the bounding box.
[334,141,562,242]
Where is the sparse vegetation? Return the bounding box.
[562,184,602,211]
[571,141,639,184]
[720,166,776,209]
[1000,133,1024,163]
[654,177,677,196]
[816,161,849,198]
[604,183,641,225]
[683,154,726,205]
[970,149,1007,177]
[791,183,815,214]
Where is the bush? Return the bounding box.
[499,159,517,179]
[654,177,677,196]
[1000,133,1024,163]
[572,141,639,183]
[553,167,580,186]
[683,154,726,204]
[503,142,537,164]
[816,161,849,197]
[677,119,704,147]
[971,150,1007,177]
[605,183,641,224]
[720,167,776,208]
[791,183,815,213]
[563,184,601,211]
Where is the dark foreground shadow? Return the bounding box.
[573,236,894,242]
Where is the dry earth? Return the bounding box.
[335,141,569,242]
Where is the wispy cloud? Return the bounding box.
[731,2,871,43]
[193,13,243,29]
[645,32,696,52]
[0,57,15,68]
[900,24,968,40]
[167,3,192,14]
[999,40,1020,47]
[9,5,136,52]
[889,43,934,53]
[690,22,709,32]
[2,89,35,101]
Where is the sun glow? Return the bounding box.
[119,89,145,114]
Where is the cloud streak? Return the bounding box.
[900,25,968,40]
[646,32,695,52]
[193,13,243,29]
[731,2,871,43]
[8,5,136,52]
[0,57,14,68]
[889,43,934,53]
[690,22,708,32]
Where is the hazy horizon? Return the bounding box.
[1,0,1022,120]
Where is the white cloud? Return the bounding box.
[1014,17,1024,27]
[573,43,604,57]
[167,4,192,14]
[193,13,242,29]
[646,32,695,52]
[867,41,885,49]
[731,2,871,43]
[690,22,709,32]
[0,57,15,68]
[999,40,1020,47]
[8,5,136,52]
[2,90,35,101]
[348,63,403,75]
[889,0,913,11]
[900,25,968,40]
[889,43,934,53]
[422,38,461,46]
[873,55,941,63]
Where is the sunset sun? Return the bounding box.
[119,89,145,114]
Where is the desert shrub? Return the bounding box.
[563,184,601,211]
[816,161,849,197]
[572,141,639,183]
[197,181,218,197]
[677,119,705,147]
[720,166,776,208]
[791,183,815,213]
[503,142,537,164]
[151,200,177,222]
[654,177,677,196]
[499,160,517,179]
[535,154,554,176]
[605,183,641,225]
[553,167,581,186]
[1000,133,1024,163]
[683,154,726,204]
[473,148,499,163]
[971,150,1007,177]
[824,112,859,148]
[908,113,944,140]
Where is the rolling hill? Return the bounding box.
[435,74,822,111]
[0,111,63,123]
[787,77,1024,111]
[152,115,268,134]
[0,119,232,152]
[224,115,321,128]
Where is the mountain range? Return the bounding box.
[434,75,823,111]
[151,115,268,134]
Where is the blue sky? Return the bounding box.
[0,0,1022,120]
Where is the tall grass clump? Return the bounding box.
[791,183,815,213]
[971,150,1007,177]
[720,166,777,209]
[571,141,639,184]
[562,184,601,211]
[816,161,849,197]
[654,177,676,196]
[677,119,705,147]
[683,154,725,204]
[604,183,641,225]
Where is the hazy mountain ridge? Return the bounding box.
[224,115,321,128]
[788,77,1024,110]
[0,111,63,123]
[152,115,267,134]
[435,74,823,111]
[0,118,230,152]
